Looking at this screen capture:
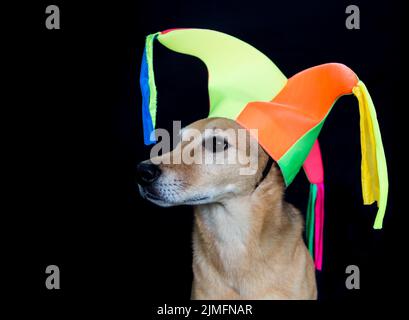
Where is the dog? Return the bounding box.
[137,117,317,299]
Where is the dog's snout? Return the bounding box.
[136,162,161,186]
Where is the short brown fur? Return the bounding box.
[138,118,317,299]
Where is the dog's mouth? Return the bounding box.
[138,187,166,203]
[180,195,210,205]
[144,191,162,201]
[139,185,210,206]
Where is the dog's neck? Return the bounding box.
[192,170,303,278]
[194,197,258,263]
[190,165,316,299]
[194,194,283,257]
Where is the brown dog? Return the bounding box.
[137,117,317,299]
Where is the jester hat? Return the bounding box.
[139,28,388,270]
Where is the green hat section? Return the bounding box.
[140,28,287,144]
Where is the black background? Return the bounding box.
[5,0,406,316]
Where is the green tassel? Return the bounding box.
[145,32,160,128]
[306,183,317,258]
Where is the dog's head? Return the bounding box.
[137,117,282,207]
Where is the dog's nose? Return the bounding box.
[136,162,161,186]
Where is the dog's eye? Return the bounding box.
[203,136,229,153]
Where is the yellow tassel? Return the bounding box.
[353,81,388,229]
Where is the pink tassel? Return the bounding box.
[314,182,325,270]
[303,140,325,270]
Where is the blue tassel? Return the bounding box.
[140,49,155,144]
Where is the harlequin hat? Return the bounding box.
[139,28,388,270]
